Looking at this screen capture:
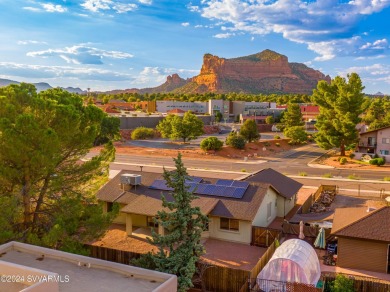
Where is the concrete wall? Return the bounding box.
[157,101,208,114]
[252,188,278,227]
[208,216,252,244]
[118,115,212,129]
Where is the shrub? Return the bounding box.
[349,153,355,159]
[275,142,280,147]
[330,274,354,292]
[299,172,307,176]
[274,135,280,139]
[131,127,155,140]
[370,157,385,166]
[200,137,223,151]
[226,132,246,149]
[241,168,247,172]
[384,177,390,181]
[264,141,271,147]
[322,173,333,178]
[339,157,347,165]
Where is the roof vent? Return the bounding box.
[366,206,376,212]
[121,174,142,186]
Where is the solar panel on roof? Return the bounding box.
[203,184,216,195]
[149,179,173,191]
[213,185,226,196]
[224,186,237,198]
[195,183,208,194]
[186,182,198,193]
[215,179,234,186]
[232,181,250,189]
[187,176,203,183]
[232,187,246,199]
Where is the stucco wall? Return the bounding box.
[276,194,296,218]
[252,188,278,227]
[208,216,252,244]
[131,214,148,227]
[113,204,126,224]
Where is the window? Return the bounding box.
[380,150,389,155]
[220,218,239,231]
[382,138,390,144]
[107,202,113,212]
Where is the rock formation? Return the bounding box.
[176,49,331,94]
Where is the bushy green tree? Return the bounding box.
[281,103,304,128]
[94,115,120,145]
[200,137,223,151]
[283,126,308,144]
[363,97,390,130]
[312,73,366,156]
[0,84,117,251]
[226,132,246,149]
[265,115,274,124]
[240,119,260,142]
[131,127,155,140]
[133,154,208,291]
[214,111,223,123]
[157,112,204,142]
[330,274,354,292]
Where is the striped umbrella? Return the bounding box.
[314,227,326,249]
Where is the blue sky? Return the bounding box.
[0,0,389,94]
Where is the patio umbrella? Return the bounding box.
[314,227,326,249]
[298,221,305,240]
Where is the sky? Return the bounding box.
[0,0,389,94]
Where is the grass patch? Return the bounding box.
[384,177,390,181]
[299,172,308,177]
[347,173,360,180]
[322,173,333,178]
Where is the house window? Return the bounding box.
[382,138,390,144]
[267,202,272,221]
[107,202,113,212]
[380,150,389,155]
[220,218,239,231]
[368,137,376,146]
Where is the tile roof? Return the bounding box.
[97,170,271,221]
[244,168,302,199]
[331,207,390,242]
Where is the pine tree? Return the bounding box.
[135,154,208,291]
[240,119,260,142]
[312,73,366,156]
[282,103,304,129]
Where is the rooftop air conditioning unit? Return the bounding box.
[120,174,142,186]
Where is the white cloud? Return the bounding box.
[360,39,388,50]
[181,22,190,27]
[17,40,48,45]
[81,0,139,13]
[338,64,390,77]
[41,3,67,13]
[27,44,134,65]
[112,3,138,13]
[23,6,41,12]
[195,0,390,60]
[213,32,235,39]
[138,0,152,4]
[0,62,134,82]
[133,67,197,85]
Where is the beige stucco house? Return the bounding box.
[97,169,302,245]
[355,126,390,162]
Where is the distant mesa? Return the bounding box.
[124,49,331,95]
[0,78,85,94]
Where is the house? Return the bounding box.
[355,125,390,161]
[97,169,300,245]
[331,206,390,273]
[244,168,302,219]
[0,241,177,292]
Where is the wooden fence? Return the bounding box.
[282,221,333,239]
[85,244,141,265]
[300,185,337,214]
[322,272,390,292]
[251,226,281,247]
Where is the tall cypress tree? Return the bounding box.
[136,154,208,291]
